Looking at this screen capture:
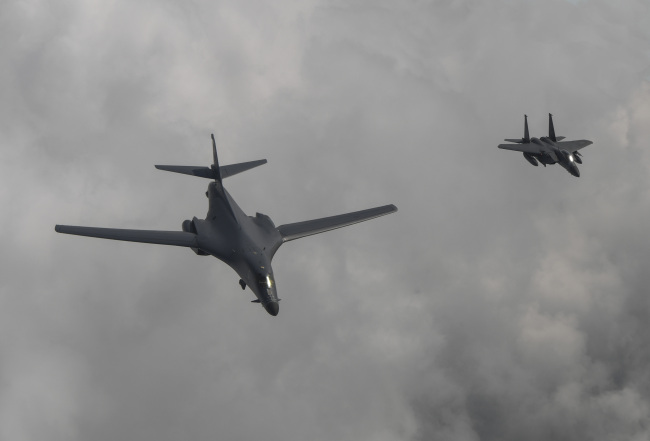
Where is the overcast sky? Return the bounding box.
[1,0,649,440]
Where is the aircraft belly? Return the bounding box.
[247,224,282,253]
[193,219,238,259]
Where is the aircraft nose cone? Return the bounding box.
[571,166,580,177]
[264,301,279,316]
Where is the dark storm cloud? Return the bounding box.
[1,0,649,440]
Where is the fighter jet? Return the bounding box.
[55,135,397,316]
[498,114,592,177]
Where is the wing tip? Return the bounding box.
[55,224,77,234]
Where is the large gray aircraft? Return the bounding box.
[498,114,592,177]
[55,135,397,316]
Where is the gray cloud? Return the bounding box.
[1,0,649,440]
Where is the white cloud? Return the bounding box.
[1,0,649,440]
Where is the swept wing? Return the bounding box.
[555,140,593,152]
[277,204,397,242]
[54,225,198,247]
[497,143,542,154]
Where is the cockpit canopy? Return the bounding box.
[560,149,574,163]
[257,273,275,289]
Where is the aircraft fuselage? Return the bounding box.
[529,137,580,177]
[192,182,283,315]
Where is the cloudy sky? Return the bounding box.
[1,0,649,440]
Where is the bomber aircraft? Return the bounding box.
[498,114,592,177]
[56,135,397,316]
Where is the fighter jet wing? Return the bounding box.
[55,225,198,247]
[497,142,542,154]
[555,140,593,152]
[277,204,397,242]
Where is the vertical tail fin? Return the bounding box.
[503,114,531,144]
[523,114,530,143]
[548,113,557,142]
[210,134,222,182]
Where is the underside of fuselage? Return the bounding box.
[200,181,282,315]
[522,151,579,177]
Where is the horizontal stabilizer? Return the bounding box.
[155,165,216,178]
[221,160,267,178]
[155,159,267,179]
[277,204,397,242]
[55,225,198,248]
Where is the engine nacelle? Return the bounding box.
[573,152,582,164]
[182,219,208,255]
[182,219,197,234]
[523,152,538,166]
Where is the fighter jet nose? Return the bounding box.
[264,301,279,316]
[572,167,580,177]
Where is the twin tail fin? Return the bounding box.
[504,114,566,143]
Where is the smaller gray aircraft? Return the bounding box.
[498,114,592,177]
[56,135,397,316]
